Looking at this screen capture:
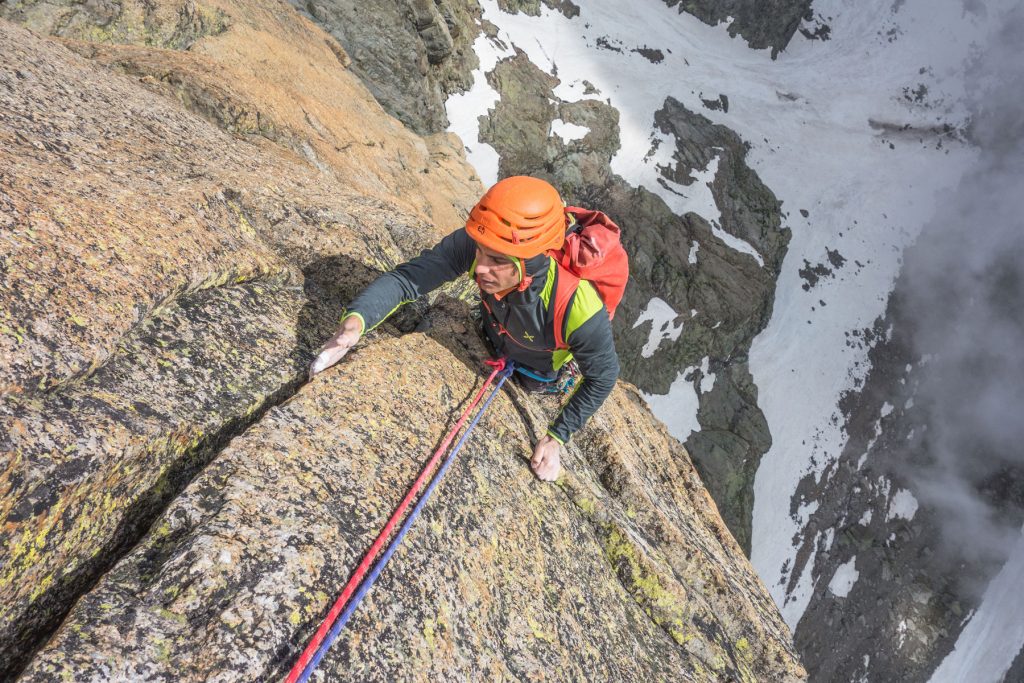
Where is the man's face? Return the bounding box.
[475,244,520,294]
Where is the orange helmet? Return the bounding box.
[465,176,566,258]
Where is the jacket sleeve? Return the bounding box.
[547,307,620,444]
[344,229,476,333]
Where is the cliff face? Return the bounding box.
[0,0,481,399]
[286,0,483,136]
[0,5,803,682]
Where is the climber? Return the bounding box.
[308,176,622,482]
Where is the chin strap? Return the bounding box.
[484,256,533,300]
[516,257,533,291]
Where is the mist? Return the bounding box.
[897,1,1024,571]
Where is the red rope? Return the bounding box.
[285,358,507,682]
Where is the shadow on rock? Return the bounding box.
[296,254,493,390]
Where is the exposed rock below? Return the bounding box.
[481,0,812,56]
[787,255,1024,681]
[20,308,804,682]
[687,362,770,554]
[497,0,580,19]
[661,0,813,59]
[783,304,964,682]
[1005,646,1024,683]
[654,97,788,273]
[287,0,483,135]
[475,50,788,554]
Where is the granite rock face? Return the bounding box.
[0,9,472,677]
[1,7,803,682]
[0,0,483,398]
[0,0,480,239]
[285,0,483,135]
[19,315,805,682]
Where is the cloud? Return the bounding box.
[897,1,1024,569]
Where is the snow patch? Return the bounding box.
[792,500,819,536]
[828,557,859,598]
[445,30,515,186]
[864,416,885,454]
[780,525,821,624]
[887,489,919,522]
[642,368,700,443]
[698,355,716,393]
[662,151,723,227]
[632,297,684,357]
[551,119,590,142]
[822,527,836,553]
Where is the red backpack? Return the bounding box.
[550,206,629,349]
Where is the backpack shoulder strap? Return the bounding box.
[551,263,579,350]
[551,265,607,349]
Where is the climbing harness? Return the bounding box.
[286,358,516,683]
[513,361,579,396]
[556,359,580,396]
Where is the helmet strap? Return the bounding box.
[516,257,533,291]
[488,255,534,300]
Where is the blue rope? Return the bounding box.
[515,365,557,383]
[297,361,515,681]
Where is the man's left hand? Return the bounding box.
[531,435,562,481]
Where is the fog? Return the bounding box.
[898,1,1024,570]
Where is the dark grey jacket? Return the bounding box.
[345,228,620,443]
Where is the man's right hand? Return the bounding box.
[308,314,364,379]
